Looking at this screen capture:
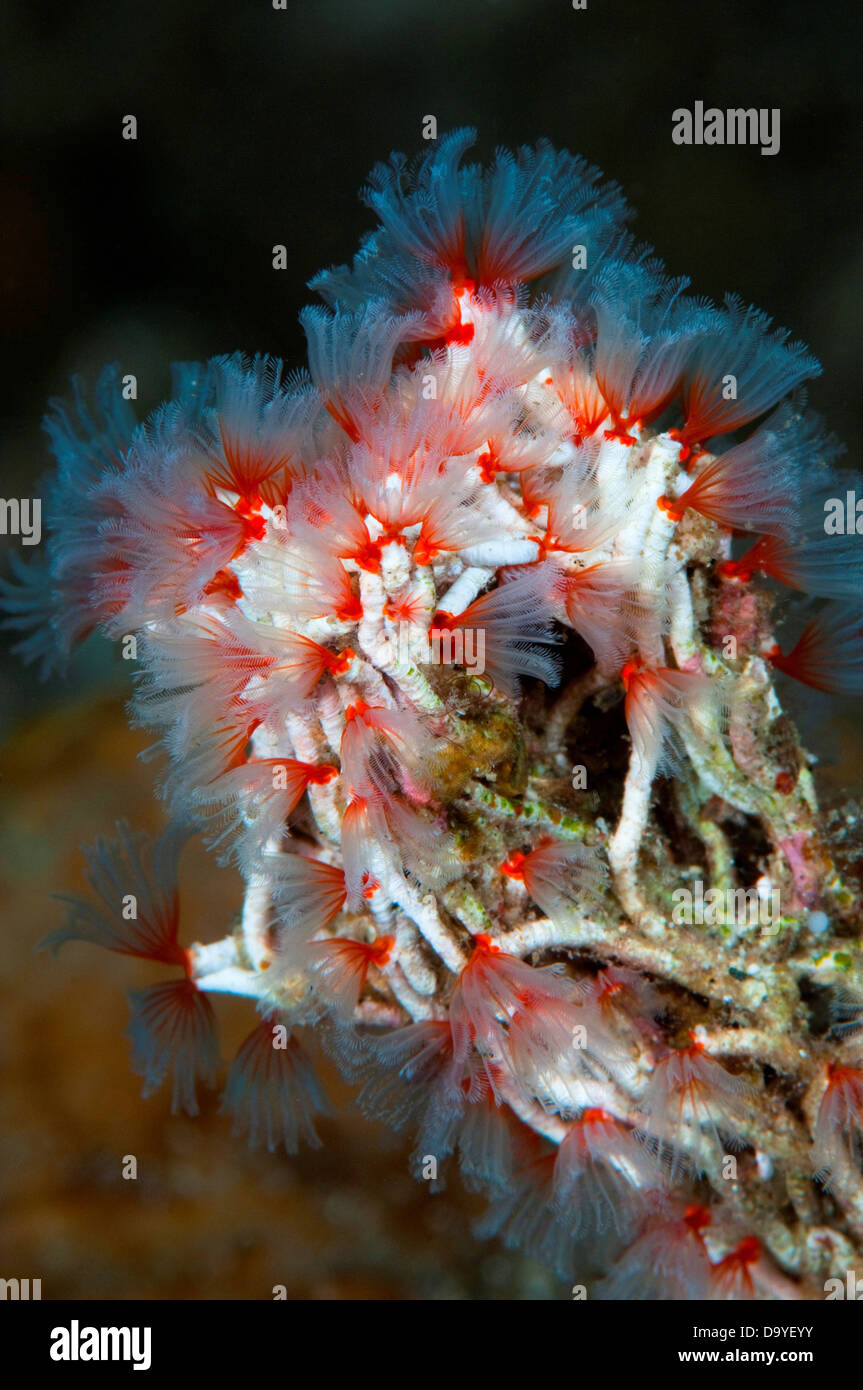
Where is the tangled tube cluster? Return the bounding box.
[6,129,863,1299]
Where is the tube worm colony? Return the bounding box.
[5,129,863,1298]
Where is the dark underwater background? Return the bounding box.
[1,0,861,1297]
